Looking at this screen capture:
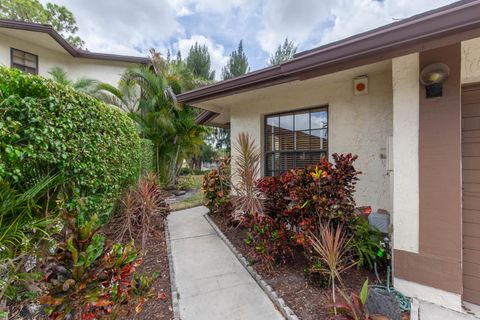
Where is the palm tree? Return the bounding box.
[96,50,210,187]
[169,107,210,183]
[95,79,140,113]
[48,66,99,95]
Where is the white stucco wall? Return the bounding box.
[229,62,393,212]
[392,53,420,253]
[0,32,134,86]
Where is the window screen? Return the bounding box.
[264,107,328,176]
[11,48,38,74]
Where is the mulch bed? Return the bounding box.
[104,212,173,320]
[209,213,388,320]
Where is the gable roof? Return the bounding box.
[0,19,149,64]
[178,0,480,105]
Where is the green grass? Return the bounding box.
[170,175,204,211]
[170,190,204,211]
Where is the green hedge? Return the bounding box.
[0,67,141,218]
[140,138,155,175]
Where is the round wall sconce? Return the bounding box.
[420,63,450,85]
[419,63,450,98]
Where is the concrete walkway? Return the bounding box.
[167,206,284,320]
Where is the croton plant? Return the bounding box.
[40,211,157,319]
[247,153,361,270]
[202,157,231,215]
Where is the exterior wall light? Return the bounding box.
[420,63,450,98]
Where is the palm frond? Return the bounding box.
[48,66,71,86]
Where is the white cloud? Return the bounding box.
[40,0,459,72]
[40,0,184,55]
[176,35,229,80]
[318,0,456,46]
[172,0,252,15]
[255,0,457,57]
[256,0,333,53]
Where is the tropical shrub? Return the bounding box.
[256,154,360,244]
[348,217,384,269]
[114,175,170,250]
[40,210,157,320]
[285,153,360,225]
[330,279,388,320]
[140,139,155,175]
[244,214,292,271]
[231,133,262,218]
[203,158,231,214]
[0,176,61,303]
[0,67,141,218]
[177,175,195,191]
[308,224,356,309]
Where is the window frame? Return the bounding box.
[10,48,39,75]
[264,105,329,176]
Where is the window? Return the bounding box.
[264,107,328,176]
[11,48,38,74]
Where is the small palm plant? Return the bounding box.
[232,132,262,218]
[0,175,59,302]
[308,224,356,315]
[48,66,99,95]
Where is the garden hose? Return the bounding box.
[371,263,411,312]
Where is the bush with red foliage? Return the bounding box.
[244,213,293,271]
[247,153,360,269]
[202,158,231,215]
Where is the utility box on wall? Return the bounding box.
[354,75,369,95]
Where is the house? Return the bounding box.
[178,1,480,318]
[0,19,148,85]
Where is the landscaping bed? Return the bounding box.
[209,213,385,320]
[104,213,173,320]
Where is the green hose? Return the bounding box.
[371,263,411,312]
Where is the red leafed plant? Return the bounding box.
[231,133,263,219]
[244,214,293,271]
[330,279,389,320]
[308,224,356,315]
[202,157,231,215]
[115,174,170,250]
[40,207,158,320]
[250,154,360,270]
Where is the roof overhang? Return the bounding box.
[178,0,480,106]
[0,19,149,64]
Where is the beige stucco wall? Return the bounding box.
[0,32,134,86]
[229,61,393,212]
[392,53,420,253]
[462,37,480,84]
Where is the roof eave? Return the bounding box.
[177,0,480,104]
[0,19,149,64]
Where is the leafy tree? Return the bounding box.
[48,66,98,95]
[222,40,249,80]
[209,127,231,154]
[186,42,215,80]
[98,50,210,187]
[0,0,84,48]
[269,37,297,66]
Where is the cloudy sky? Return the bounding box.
[41,0,457,79]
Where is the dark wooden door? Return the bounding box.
[462,84,480,305]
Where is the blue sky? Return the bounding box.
[42,0,457,80]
